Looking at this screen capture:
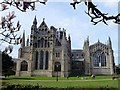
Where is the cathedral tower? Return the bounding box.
[83,36,91,75]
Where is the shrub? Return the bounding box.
[1,84,118,90]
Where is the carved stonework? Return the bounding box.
[16,17,115,77]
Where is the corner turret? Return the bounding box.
[33,16,37,25]
[83,36,91,75]
[31,16,37,34]
[83,36,89,49]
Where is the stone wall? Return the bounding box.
[32,70,52,77]
[19,71,31,76]
[92,68,111,75]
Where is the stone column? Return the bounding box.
[16,61,21,76]
[84,54,91,75]
[28,61,32,76]
[109,50,114,75]
[43,50,46,70]
[48,50,53,77]
[61,50,65,77]
[31,52,35,71]
[38,52,40,69]
[18,48,21,58]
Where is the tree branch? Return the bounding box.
[0,12,21,45]
[71,0,120,25]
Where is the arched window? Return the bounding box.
[40,50,44,69]
[45,40,47,47]
[45,51,49,69]
[101,53,106,66]
[41,38,44,48]
[54,62,61,71]
[92,53,99,67]
[92,50,106,67]
[35,51,38,69]
[21,61,28,71]
[45,28,47,35]
[38,40,40,48]
[48,42,50,47]
[34,43,37,48]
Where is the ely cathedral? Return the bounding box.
[16,17,115,77]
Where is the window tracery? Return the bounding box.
[40,50,44,69]
[92,49,106,67]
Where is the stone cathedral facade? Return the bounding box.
[16,17,115,77]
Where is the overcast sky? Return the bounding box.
[0,0,119,65]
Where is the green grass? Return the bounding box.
[2,75,119,88]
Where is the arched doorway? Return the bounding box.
[20,61,28,71]
[54,62,61,72]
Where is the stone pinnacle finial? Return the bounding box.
[98,39,100,42]
[21,30,25,47]
[33,16,37,25]
[43,18,45,21]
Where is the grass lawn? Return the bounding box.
[2,75,120,88]
[2,80,119,88]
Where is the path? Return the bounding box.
[11,78,119,82]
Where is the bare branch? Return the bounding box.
[71,0,120,25]
[0,0,48,12]
[0,12,22,45]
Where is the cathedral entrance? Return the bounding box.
[54,62,61,72]
[20,61,28,71]
[54,62,61,77]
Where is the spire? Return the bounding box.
[84,36,89,45]
[87,36,89,43]
[83,36,89,48]
[61,32,66,45]
[43,18,45,21]
[31,16,37,34]
[33,16,37,25]
[98,39,100,43]
[108,36,112,48]
[26,35,29,46]
[68,34,71,43]
[21,30,25,47]
[63,28,66,37]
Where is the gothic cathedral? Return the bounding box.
[16,17,115,77]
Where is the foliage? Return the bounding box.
[2,84,118,90]
[116,66,120,74]
[2,52,15,77]
[3,80,118,88]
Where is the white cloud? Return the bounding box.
[93,0,119,8]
